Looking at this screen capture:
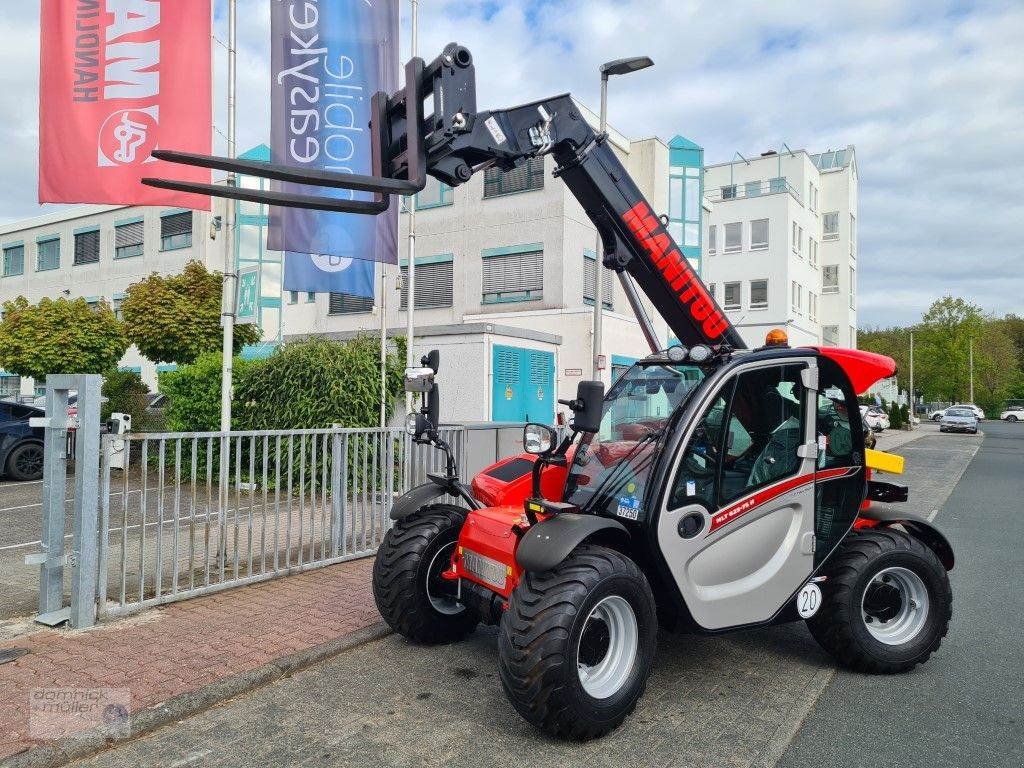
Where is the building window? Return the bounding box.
[809,236,818,267]
[306,292,316,303]
[809,291,818,321]
[850,266,856,309]
[750,279,768,309]
[288,291,298,304]
[750,219,769,250]
[328,292,374,315]
[745,180,761,198]
[483,156,544,198]
[849,213,856,257]
[115,220,144,259]
[482,245,543,304]
[823,264,839,294]
[791,281,802,312]
[160,212,193,251]
[0,374,20,398]
[415,176,454,209]
[708,283,715,299]
[73,230,101,266]
[401,258,455,309]
[724,281,741,311]
[769,176,787,194]
[823,325,839,345]
[823,211,839,240]
[808,182,817,212]
[724,222,742,253]
[583,253,613,310]
[112,294,125,320]
[707,225,716,255]
[2,244,24,277]
[721,184,737,200]
[37,238,60,271]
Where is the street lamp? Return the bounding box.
[592,56,654,381]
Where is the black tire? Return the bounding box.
[1007,415,1018,423]
[6,442,44,482]
[372,504,478,644]
[498,545,657,740]
[932,413,942,421]
[808,530,951,674]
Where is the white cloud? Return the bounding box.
[1,0,1021,326]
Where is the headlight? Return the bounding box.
[667,345,688,363]
[689,344,713,363]
[405,412,419,435]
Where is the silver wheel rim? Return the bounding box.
[861,566,929,645]
[426,542,463,616]
[576,595,638,699]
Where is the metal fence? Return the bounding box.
[94,424,517,620]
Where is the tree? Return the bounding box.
[973,322,1021,414]
[0,297,128,380]
[121,261,261,366]
[101,368,153,428]
[916,296,985,402]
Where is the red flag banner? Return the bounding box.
[38,0,212,209]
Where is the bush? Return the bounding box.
[235,335,407,430]
[101,368,151,428]
[160,352,253,433]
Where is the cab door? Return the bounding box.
[656,360,820,630]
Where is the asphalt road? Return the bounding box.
[779,420,1024,768]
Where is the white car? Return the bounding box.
[1001,405,1024,422]
[859,405,890,431]
[930,404,984,421]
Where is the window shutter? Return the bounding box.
[583,256,612,306]
[116,221,144,248]
[161,212,193,239]
[74,230,100,265]
[484,156,544,197]
[328,292,374,315]
[401,261,454,309]
[483,250,543,298]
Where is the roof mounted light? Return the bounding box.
[765,329,789,347]
[688,344,713,363]
[667,345,688,363]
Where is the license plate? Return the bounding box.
[461,549,507,590]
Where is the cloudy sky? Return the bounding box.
[1,0,1021,327]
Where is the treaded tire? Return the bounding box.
[6,442,44,482]
[808,530,952,673]
[372,504,478,644]
[498,545,657,740]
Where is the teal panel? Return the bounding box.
[491,345,555,424]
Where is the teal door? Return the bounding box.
[492,345,555,423]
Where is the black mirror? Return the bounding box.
[572,380,605,434]
[523,422,558,455]
[423,350,440,374]
[425,383,440,432]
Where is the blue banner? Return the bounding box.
[283,251,375,298]
[269,0,399,284]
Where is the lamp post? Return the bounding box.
[219,0,238,432]
[592,56,653,381]
[404,0,419,415]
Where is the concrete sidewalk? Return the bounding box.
[0,558,385,767]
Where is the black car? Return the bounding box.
[0,401,45,481]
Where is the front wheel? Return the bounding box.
[498,545,657,740]
[6,442,44,481]
[372,504,478,644]
[808,530,951,674]
[1007,415,1018,423]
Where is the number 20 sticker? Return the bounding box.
[796,582,822,619]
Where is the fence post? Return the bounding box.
[97,433,112,618]
[330,429,342,556]
[36,378,70,622]
[69,374,102,629]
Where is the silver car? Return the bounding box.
[939,407,978,434]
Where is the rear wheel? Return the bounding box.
[372,504,478,644]
[1007,415,1018,423]
[6,442,44,481]
[808,530,951,673]
[498,545,657,740]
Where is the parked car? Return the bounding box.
[0,401,45,481]
[930,404,984,421]
[1000,405,1024,422]
[939,407,979,434]
[859,405,889,432]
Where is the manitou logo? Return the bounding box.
[98,106,159,166]
[622,201,729,341]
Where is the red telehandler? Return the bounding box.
[149,43,953,741]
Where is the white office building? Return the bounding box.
[701,146,858,349]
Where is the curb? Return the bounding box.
[1,622,392,768]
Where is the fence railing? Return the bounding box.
[94,424,511,619]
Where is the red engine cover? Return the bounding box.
[471,452,569,508]
[453,505,526,598]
